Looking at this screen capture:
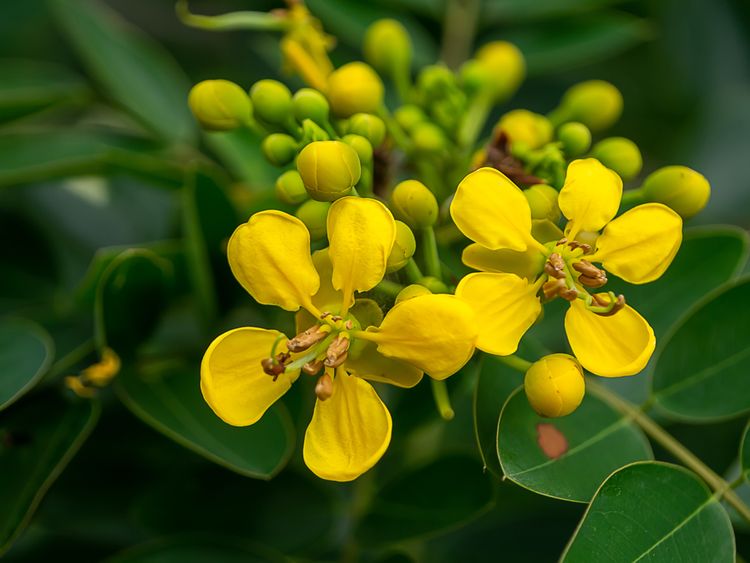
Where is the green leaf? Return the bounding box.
[116,367,294,479]
[204,129,277,189]
[0,318,54,412]
[479,0,626,24]
[0,393,100,555]
[498,386,652,502]
[652,276,750,421]
[356,455,494,544]
[50,0,195,144]
[742,420,750,481]
[561,462,735,562]
[106,536,287,563]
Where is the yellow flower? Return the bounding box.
[450,159,683,377]
[201,197,477,481]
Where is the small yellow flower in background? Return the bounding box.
[201,196,477,481]
[451,158,683,377]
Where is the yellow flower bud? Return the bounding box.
[473,41,525,101]
[363,19,412,76]
[295,199,330,240]
[341,134,373,164]
[557,122,591,157]
[411,121,447,154]
[641,165,710,219]
[347,113,386,147]
[395,283,432,304]
[390,179,438,229]
[386,220,416,273]
[249,79,292,125]
[524,184,560,222]
[326,62,384,117]
[293,88,330,125]
[394,104,427,133]
[496,109,553,150]
[261,133,298,166]
[187,79,251,131]
[557,80,623,132]
[524,354,585,418]
[591,137,642,181]
[296,140,362,201]
[275,170,308,205]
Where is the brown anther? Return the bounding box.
[344,320,354,330]
[324,335,350,368]
[556,237,568,246]
[542,278,567,299]
[314,373,334,401]
[330,315,343,322]
[568,241,592,254]
[559,287,579,302]
[573,260,607,288]
[593,293,626,316]
[302,359,324,376]
[544,253,566,279]
[320,311,331,319]
[287,325,328,353]
[261,357,285,381]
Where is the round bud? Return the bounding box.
[395,284,432,304]
[411,121,447,154]
[261,133,297,166]
[557,122,591,157]
[473,41,526,101]
[295,199,330,241]
[417,65,455,97]
[459,59,492,97]
[386,221,416,273]
[524,184,560,222]
[558,80,623,132]
[292,88,330,125]
[326,62,384,117]
[641,165,711,219]
[390,179,438,229]
[348,113,386,147]
[249,79,293,125]
[341,134,373,164]
[496,109,553,150]
[275,170,308,205]
[188,79,251,131]
[524,354,585,418]
[296,140,362,201]
[394,104,427,133]
[417,276,448,293]
[591,137,642,181]
[363,19,412,75]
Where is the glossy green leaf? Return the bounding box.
[50,0,195,144]
[106,536,287,563]
[0,393,100,555]
[652,276,750,421]
[116,367,294,479]
[498,386,652,502]
[356,455,494,544]
[0,318,54,412]
[561,462,735,562]
[742,420,750,481]
[204,129,276,189]
[479,0,626,24]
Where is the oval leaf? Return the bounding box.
[741,421,750,481]
[0,318,54,412]
[562,462,735,562]
[498,386,652,502]
[106,536,287,563]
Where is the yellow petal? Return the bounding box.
[346,340,423,388]
[310,248,343,312]
[450,167,537,252]
[565,299,655,377]
[327,196,396,308]
[591,203,683,284]
[455,272,541,356]
[201,327,299,426]
[558,159,622,236]
[228,211,319,312]
[363,294,477,380]
[303,373,392,481]
[462,243,545,280]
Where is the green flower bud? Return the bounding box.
[591,137,642,181]
[411,121,447,154]
[524,354,585,418]
[524,184,560,222]
[395,284,432,304]
[249,79,293,125]
[473,41,525,101]
[557,122,591,157]
[417,276,448,293]
[300,118,330,142]
[386,220,416,273]
[296,140,362,201]
[641,165,711,219]
[417,65,455,97]
[275,170,308,205]
[261,133,298,166]
[458,59,491,97]
[394,104,427,133]
[327,62,384,117]
[496,109,553,150]
[557,80,623,132]
[187,79,251,131]
[341,134,373,164]
[390,179,438,228]
[363,19,412,76]
[295,199,330,241]
[348,113,386,147]
[293,88,330,125]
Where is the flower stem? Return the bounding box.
[620,187,645,206]
[498,354,532,372]
[431,379,455,420]
[404,258,423,284]
[176,0,288,32]
[439,0,480,70]
[422,227,442,279]
[374,279,403,299]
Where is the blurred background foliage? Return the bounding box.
[1,0,750,561]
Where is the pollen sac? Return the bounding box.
[188,79,252,131]
[524,354,585,418]
[314,373,334,401]
[573,260,608,288]
[296,140,362,201]
[326,62,384,117]
[324,335,350,368]
[287,325,329,353]
[641,165,711,219]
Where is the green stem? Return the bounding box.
[457,93,493,150]
[421,227,442,279]
[176,0,288,32]
[590,381,750,525]
[404,258,423,284]
[374,279,403,299]
[439,0,481,70]
[431,379,455,420]
[620,187,646,206]
[391,65,413,105]
[435,223,464,246]
[498,354,532,373]
[379,106,413,154]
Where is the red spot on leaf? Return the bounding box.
[536,423,568,459]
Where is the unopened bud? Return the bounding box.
[417,65,455,98]
[386,221,416,273]
[327,62,384,117]
[188,79,251,131]
[591,137,642,181]
[556,80,623,132]
[293,88,330,125]
[341,134,373,164]
[394,284,432,304]
[390,179,438,229]
[275,170,308,205]
[295,199,330,240]
[347,113,386,147]
[524,354,585,417]
[524,184,560,222]
[315,373,334,401]
[394,104,427,133]
[261,133,297,166]
[641,165,710,219]
[363,19,412,76]
[557,122,591,157]
[296,140,361,201]
[411,121,447,154]
[250,79,292,125]
[472,41,525,101]
[496,109,552,150]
